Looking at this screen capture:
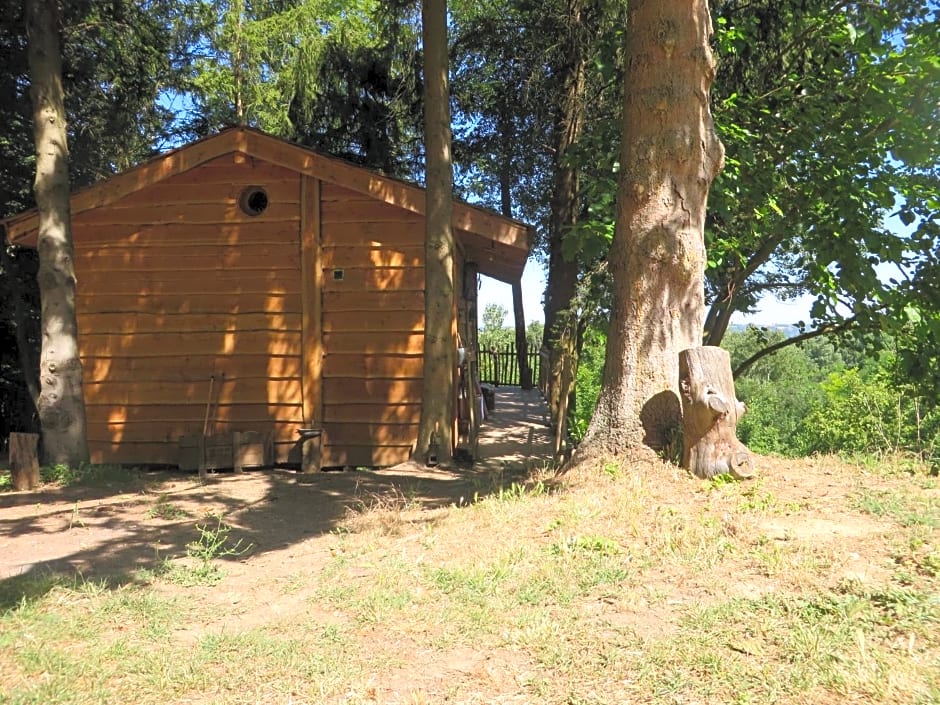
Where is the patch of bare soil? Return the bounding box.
[0,464,480,582]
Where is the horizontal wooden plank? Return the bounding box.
[162,155,300,184]
[321,200,419,224]
[321,266,424,292]
[77,281,300,303]
[74,202,299,226]
[322,221,422,247]
[88,439,298,466]
[323,378,422,404]
[322,354,423,379]
[84,378,302,406]
[322,309,423,333]
[83,353,302,383]
[86,402,304,425]
[4,132,248,245]
[320,183,372,202]
[322,402,420,425]
[114,178,300,207]
[319,445,413,469]
[87,419,300,444]
[79,331,302,358]
[322,290,423,313]
[324,422,418,447]
[78,293,301,315]
[88,441,179,466]
[75,245,301,272]
[73,222,299,247]
[321,332,424,355]
[321,245,423,269]
[78,312,301,336]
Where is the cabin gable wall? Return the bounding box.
[74,153,304,464]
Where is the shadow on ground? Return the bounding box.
[0,388,555,608]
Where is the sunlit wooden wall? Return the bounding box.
[74,153,305,464]
[318,183,426,467]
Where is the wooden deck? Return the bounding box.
[474,386,554,472]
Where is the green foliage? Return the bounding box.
[178,0,423,174]
[725,328,939,465]
[806,364,940,465]
[36,463,131,488]
[570,325,605,442]
[477,305,544,353]
[705,0,940,347]
[478,303,513,351]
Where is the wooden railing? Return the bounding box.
[478,344,540,387]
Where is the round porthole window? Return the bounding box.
[239,186,269,216]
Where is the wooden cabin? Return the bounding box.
[2,127,532,469]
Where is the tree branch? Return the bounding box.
[732,308,881,379]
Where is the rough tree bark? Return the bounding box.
[26,0,90,467]
[576,0,724,460]
[416,0,456,463]
[679,346,752,479]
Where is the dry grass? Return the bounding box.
[1,454,938,704]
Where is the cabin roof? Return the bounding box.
[1,126,533,283]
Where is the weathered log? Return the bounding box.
[679,346,753,480]
[10,432,42,491]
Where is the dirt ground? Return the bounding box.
[0,462,498,584]
[0,455,901,601]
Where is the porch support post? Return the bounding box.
[300,175,323,473]
[512,279,532,389]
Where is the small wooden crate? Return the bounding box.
[177,433,234,471]
[177,435,202,472]
[203,433,234,470]
[233,431,273,472]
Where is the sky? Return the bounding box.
[478,263,817,329]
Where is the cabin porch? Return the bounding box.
[474,386,554,473]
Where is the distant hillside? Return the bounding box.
[728,322,801,338]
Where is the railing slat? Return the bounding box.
[478,343,540,387]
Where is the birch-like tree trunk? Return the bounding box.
[578,0,724,459]
[26,0,89,466]
[416,0,456,463]
[543,0,587,425]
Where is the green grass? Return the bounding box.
[1,456,938,704]
[0,463,139,492]
[853,486,940,528]
[146,495,191,520]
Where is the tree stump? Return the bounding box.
[679,347,753,480]
[10,432,41,491]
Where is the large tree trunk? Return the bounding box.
[542,0,587,424]
[416,0,456,464]
[26,0,89,467]
[577,0,724,460]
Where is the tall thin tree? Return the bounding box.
[25,0,89,466]
[416,0,456,462]
[577,0,723,460]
